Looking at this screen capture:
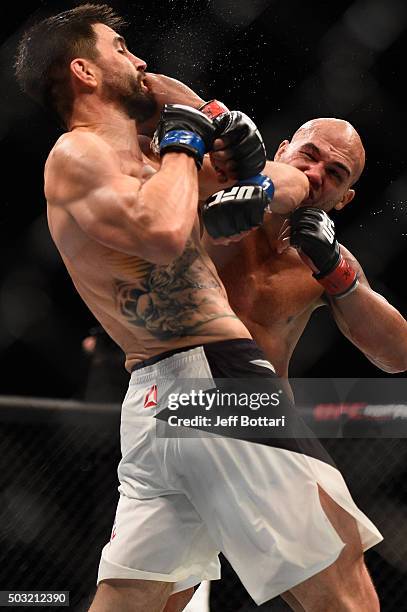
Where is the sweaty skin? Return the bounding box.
[34,22,385,607]
[45,135,252,371]
[44,26,309,373]
[205,118,407,376]
[45,131,307,371]
[205,219,324,376]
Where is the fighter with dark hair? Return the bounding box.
[15,5,382,612]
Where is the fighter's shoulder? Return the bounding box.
[45,132,119,203]
[47,131,116,169]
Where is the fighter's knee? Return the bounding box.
[289,552,379,612]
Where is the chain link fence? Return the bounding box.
[0,398,406,611]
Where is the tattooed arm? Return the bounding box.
[45,130,199,265]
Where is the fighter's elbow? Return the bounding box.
[145,228,187,265]
[157,239,186,265]
[377,364,407,374]
[366,354,407,374]
[383,360,407,374]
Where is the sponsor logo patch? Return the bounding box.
[144,384,158,409]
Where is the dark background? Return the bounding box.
[0,0,406,398]
[0,4,407,610]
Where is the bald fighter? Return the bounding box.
[199,115,407,612]
[141,77,402,610]
[15,6,382,612]
[204,117,407,377]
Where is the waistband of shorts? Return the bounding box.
[130,338,256,373]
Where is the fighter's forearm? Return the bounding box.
[139,73,205,137]
[199,160,309,213]
[138,153,199,257]
[262,161,309,214]
[329,283,407,373]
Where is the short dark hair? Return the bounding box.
[15,3,126,126]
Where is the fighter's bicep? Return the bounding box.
[66,180,147,254]
[45,138,147,254]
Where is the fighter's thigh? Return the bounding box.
[89,578,173,612]
[286,486,377,610]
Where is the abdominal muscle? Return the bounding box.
[56,215,251,371]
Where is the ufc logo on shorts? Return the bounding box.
[208,185,255,206]
[321,215,335,244]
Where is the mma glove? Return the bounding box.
[202,180,273,239]
[200,99,267,179]
[153,104,216,169]
[290,207,358,298]
[200,99,274,238]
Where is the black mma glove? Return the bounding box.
[200,100,266,179]
[153,104,216,169]
[290,207,358,298]
[202,182,272,239]
[200,99,274,238]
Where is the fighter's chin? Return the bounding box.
[123,92,158,123]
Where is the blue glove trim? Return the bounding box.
[238,174,275,200]
[160,130,206,158]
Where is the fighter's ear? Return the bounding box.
[334,189,355,211]
[274,139,289,161]
[70,58,98,88]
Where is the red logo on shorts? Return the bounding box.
[144,384,158,408]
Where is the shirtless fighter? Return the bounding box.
[15,5,382,612]
[200,115,407,612]
[203,115,407,377]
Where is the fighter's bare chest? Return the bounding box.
[217,237,324,328]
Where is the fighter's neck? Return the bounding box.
[69,104,143,159]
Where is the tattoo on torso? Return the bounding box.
[114,242,237,340]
